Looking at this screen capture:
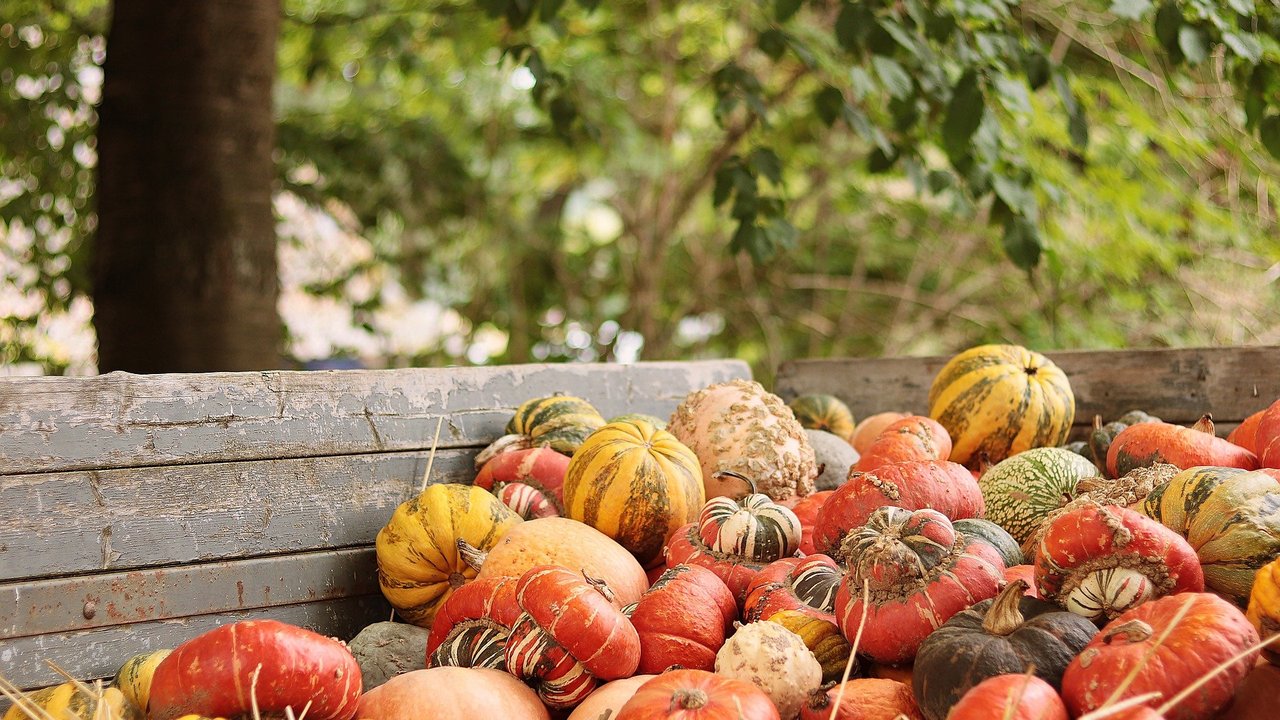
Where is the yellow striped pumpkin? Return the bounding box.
[562,419,704,566]
[928,344,1075,467]
[789,394,856,441]
[3,684,142,720]
[377,483,523,628]
[111,649,171,711]
[507,395,605,455]
[767,610,854,683]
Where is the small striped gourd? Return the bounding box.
[928,345,1075,468]
[697,490,801,563]
[953,518,1024,567]
[112,649,171,711]
[1141,466,1280,604]
[3,685,142,720]
[563,419,704,566]
[767,610,854,683]
[977,447,1100,544]
[789,394,856,441]
[507,395,605,455]
[376,483,522,627]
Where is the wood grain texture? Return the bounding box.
[0,448,475,583]
[1,546,378,640]
[0,360,751,476]
[0,595,389,695]
[775,346,1279,430]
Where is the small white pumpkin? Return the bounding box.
[714,620,822,720]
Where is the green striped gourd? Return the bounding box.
[977,447,1099,544]
[954,518,1024,567]
[607,412,667,430]
[112,649,172,711]
[789,394,857,441]
[698,490,802,563]
[507,395,605,455]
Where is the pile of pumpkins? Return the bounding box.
[13,344,1280,720]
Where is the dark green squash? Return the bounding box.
[954,518,1024,567]
[1088,410,1160,476]
[789,393,856,441]
[911,579,1099,720]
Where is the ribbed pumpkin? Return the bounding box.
[1228,408,1266,454]
[3,685,142,720]
[624,564,737,673]
[563,419,704,566]
[947,675,1069,720]
[616,669,781,720]
[792,490,833,556]
[853,416,952,472]
[1140,466,1280,604]
[506,395,606,455]
[928,344,1075,468]
[1247,556,1280,665]
[1107,415,1259,477]
[978,447,1100,544]
[376,483,522,627]
[851,412,911,455]
[742,554,842,622]
[112,649,172,711]
[426,576,520,670]
[1253,398,1280,466]
[768,610,854,683]
[790,394,857,440]
[697,486,802,562]
[474,447,571,519]
[664,522,770,604]
[610,412,667,430]
[954,518,1024,567]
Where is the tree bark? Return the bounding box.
[93,0,283,373]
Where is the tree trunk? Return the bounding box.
[93,0,283,373]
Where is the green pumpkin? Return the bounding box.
[1088,410,1161,476]
[978,447,1100,544]
[608,413,667,430]
[506,395,605,454]
[788,394,856,441]
[954,518,1024,567]
[112,649,172,710]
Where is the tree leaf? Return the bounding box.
[713,164,736,207]
[994,75,1031,114]
[835,3,865,53]
[927,170,954,194]
[1023,50,1052,90]
[1261,115,1280,160]
[1155,3,1184,61]
[943,70,984,164]
[1054,72,1088,150]
[867,146,898,173]
[758,29,788,60]
[993,175,1038,222]
[814,86,844,126]
[1109,0,1152,20]
[763,217,798,250]
[1178,26,1208,65]
[539,0,567,22]
[1222,32,1262,63]
[785,35,817,67]
[776,0,803,22]
[1002,217,1042,270]
[849,66,876,102]
[750,148,784,185]
[872,55,912,99]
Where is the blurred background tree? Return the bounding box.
[2,0,1278,381]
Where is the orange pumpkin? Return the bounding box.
[1106,414,1258,477]
[851,412,911,455]
[356,667,549,720]
[853,416,952,472]
[798,679,923,720]
[1259,398,1280,468]
[568,676,658,720]
[792,490,833,555]
[616,669,780,720]
[1229,408,1267,454]
[947,674,1068,720]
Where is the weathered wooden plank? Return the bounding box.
[775,346,1279,428]
[0,360,750,476]
[0,449,475,583]
[1,546,378,640]
[0,595,390,695]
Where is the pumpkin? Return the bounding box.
[912,580,1097,720]
[356,667,549,720]
[667,379,819,501]
[791,394,857,440]
[568,675,659,720]
[474,447,571,519]
[1004,564,1040,598]
[471,516,648,608]
[664,521,769,604]
[1107,414,1259,477]
[112,648,171,711]
[1255,397,1280,467]
[616,669,781,720]
[610,412,668,429]
[506,394,606,455]
[768,610,854,683]
[814,460,985,558]
[1228,408,1266,454]
[1247,556,1280,665]
[2,685,142,720]
[563,418,705,566]
[1061,592,1260,720]
[852,412,911,455]
[1140,466,1280,604]
[376,483,522,627]
[807,429,860,491]
[425,576,520,670]
[347,622,428,692]
[928,344,1076,468]
[834,507,1006,664]
[1033,502,1203,622]
[977,447,1100,544]
[799,679,922,720]
[1089,411,1162,474]
[954,518,1024,567]
[947,674,1069,720]
[624,564,737,673]
[715,620,824,719]
[853,416,952,472]
[148,619,361,720]
[743,554,842,622]
[792,490,833,555]
[504,566,641,709]
[697,485,802,563]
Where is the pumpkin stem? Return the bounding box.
[1101,619,1154,644]
[456,539,488,572]
[712,470,758,497]
[982,580,1028,635]
[1191,414,1215,435]
[806,686,832,711]
[669,689,708,711]
[582,571,616,603]
[1093,414,1103,431]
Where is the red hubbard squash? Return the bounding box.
[792,490,833,555]
[1228,408,1267,455]
[568,675,658,720]
[1107,414,1258,477]
[357,667,548,720]
[1033,502,1203,622]
[504,566,641,709]
[854,416,952,472]
[616,669,781,720]
[425,576,520,670]
[148,620,360,720]
[624,564,737,673]
[474,447,571,519]
[1259,397,1280,468]
[947,674,1068,720]
[851,412,911,455]
[834,507,1005,664]
[813,460,985,558]
[742,554,842,622]
[799,679,923,720]
[1061,592,1260,720]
